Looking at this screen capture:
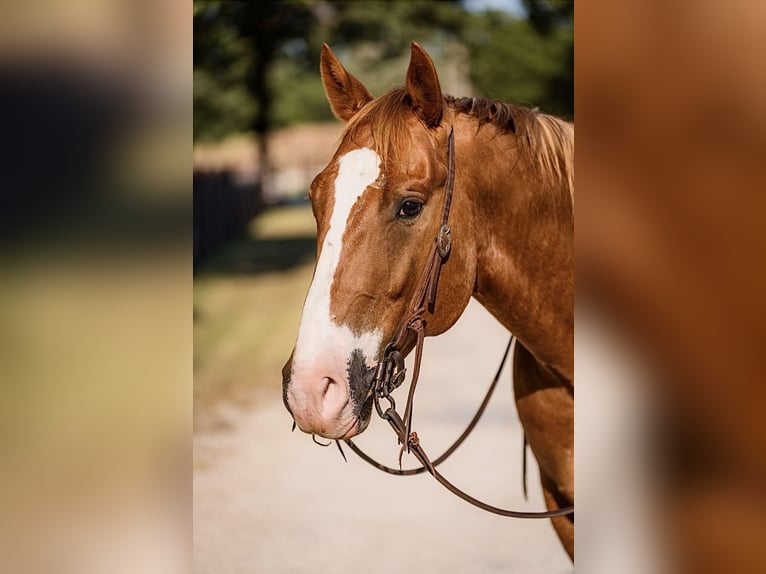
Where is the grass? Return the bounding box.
[193,204,316,431]
[249,201,315,238]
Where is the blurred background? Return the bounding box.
[192,2,574,573]
[1,0,763,572]
[0,1,189,574]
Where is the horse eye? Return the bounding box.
[398,199,423,219]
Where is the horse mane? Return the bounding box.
[342,87,574,200]
[446,96,574,200]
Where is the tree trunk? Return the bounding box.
[249,52,272,202]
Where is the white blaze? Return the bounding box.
[292,147,383,376]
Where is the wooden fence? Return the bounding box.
[193,170,263,268]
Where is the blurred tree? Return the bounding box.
[522,0,573,36]
[193,1,255,141]
[234,2,316,186]
[193,0,574,145]
[269,0,466,126]
[464,7,572,117]
[521,0,573,116]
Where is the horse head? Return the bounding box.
[282,43,478,439]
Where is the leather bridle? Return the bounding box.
[343,127,574,520]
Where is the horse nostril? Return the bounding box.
[321,377,345,406]
[321,376,333,398]
[320,376,348,419]
[286,371,349,436]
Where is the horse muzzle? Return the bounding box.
[282,350,375,439]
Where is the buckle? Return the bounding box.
[373,348,406,399]
[436,224,452,258]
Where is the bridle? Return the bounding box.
[343,127,574,520]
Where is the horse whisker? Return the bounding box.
[291,420,296,432]
[335,440,347,462]
[312,435,331,447]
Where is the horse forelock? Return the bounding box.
[340,86,418,169]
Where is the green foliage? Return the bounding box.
[194,1,256,141]
[270,58,335,127]
[318,1,465,58]
[522,0,574,35]
[266,1,471,129]
[193,0,574,143]
[466,10,573,117]
[194,69,256,141]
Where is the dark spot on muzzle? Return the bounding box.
[347,348,375,422]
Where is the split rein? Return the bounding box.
[338,128,573,520]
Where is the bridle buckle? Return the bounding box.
[373,347,406,398]
[436,224,452,258]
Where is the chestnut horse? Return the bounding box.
[282,42,573,559]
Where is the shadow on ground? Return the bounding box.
[196,236,316,275]
[194,148,321,275]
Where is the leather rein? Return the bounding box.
[343,127,574,520]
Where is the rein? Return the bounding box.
[344,127,574,520]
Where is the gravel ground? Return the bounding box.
[194,299,573,574]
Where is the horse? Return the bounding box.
[281,42,574,559]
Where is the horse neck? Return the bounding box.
[456,121,574,380]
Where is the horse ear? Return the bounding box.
[320,43,374,122]
[406,42,444,128]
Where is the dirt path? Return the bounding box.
[194,299,572,573]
